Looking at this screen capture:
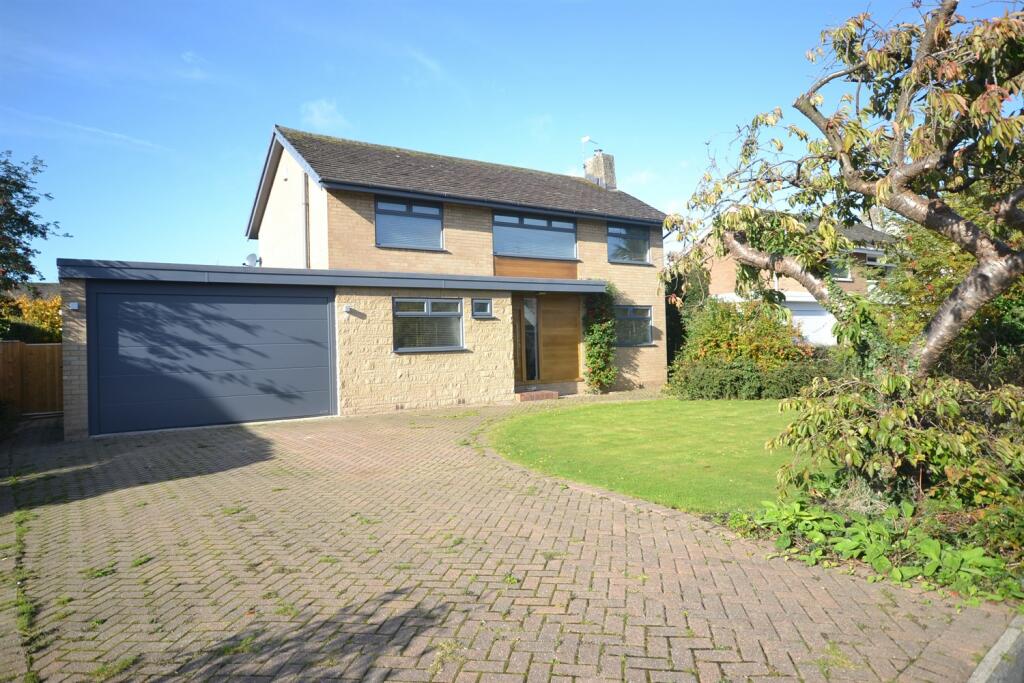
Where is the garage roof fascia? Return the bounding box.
[56,259,608,294]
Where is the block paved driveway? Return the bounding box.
[1,398,1013,682]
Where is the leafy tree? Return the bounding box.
[0,152,63,291]
[877,188,1024,384]
[667,1,1024,376]
[0,295,62,342]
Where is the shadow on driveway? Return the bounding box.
[160,587,454,680]
[0,417,275,512]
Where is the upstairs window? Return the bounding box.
[376,197,443,250]
[828,259,852,281]
[393,298,463,352]
[614,306,653,346]
[607,224,650,264]
[493,213,576,260]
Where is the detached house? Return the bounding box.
[58,127,666,439]
[706,222,893,345]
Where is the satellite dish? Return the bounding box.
[243,253,261,267]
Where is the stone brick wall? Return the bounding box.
[577,219,667,390]
[325,190,494,275]
[334,287,515,415]
[60,278,88,440]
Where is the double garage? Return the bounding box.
[59,259,606,438]
[86,281,336,435]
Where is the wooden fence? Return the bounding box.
[0,341,62,415]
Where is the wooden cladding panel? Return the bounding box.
[538,294,581,382]
[494,256,577,279]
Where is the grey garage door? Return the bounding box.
[88,282,335,435]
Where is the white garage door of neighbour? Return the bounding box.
[786,303,837,346]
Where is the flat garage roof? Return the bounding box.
[56,259,608,294]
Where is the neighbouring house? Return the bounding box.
[706,222,894,345]
[57,126,666,439]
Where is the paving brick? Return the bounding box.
[0,397,1013,681]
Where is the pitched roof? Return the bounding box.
[268,126,665,226]
[838,222,895,245]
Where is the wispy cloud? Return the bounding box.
[172,50,210,81]
[300,99,351,133]
[0,106,167,151]
[405,47,444,78]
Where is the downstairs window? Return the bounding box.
[393,298,463,352]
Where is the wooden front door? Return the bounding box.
[512,294,581,384]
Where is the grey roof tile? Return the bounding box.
[276,126,665,224]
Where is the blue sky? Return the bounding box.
[3,0,927,281]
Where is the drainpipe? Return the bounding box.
[303,174,311,269]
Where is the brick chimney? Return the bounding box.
[584,150,616,190]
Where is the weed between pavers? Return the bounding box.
[219,635,260,656]
[429,639,466,677]
[89,654,140,681]
[81,563,117,579]
[815,641,857,679]
[352,512,380,525]
[131,554,153,568]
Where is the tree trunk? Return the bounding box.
[910,253,1024,376]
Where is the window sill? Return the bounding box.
[608,259,654,267]
[493,253,580,262]
[393,347,468,355]
[472,316,498,321]
[376,244,449,253]
[615,343,657,348]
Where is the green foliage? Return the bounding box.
[582,284,618,392]
[666,299,846,399]
[771,373,1024,506]
[669,356,848,401]
[661,253,709,364]
[878,214,1024,386]
[669,359,764,400]
[0,153,64,291]
[755,372,1024,599]
[680,299,810,371]
[747,500,1022,600]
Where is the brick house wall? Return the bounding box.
[577,219,666,390]
[321,192,668,393]
[325,190,494,275]
[334,287,514,414]
[60,278,88,441]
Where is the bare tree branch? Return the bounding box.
[891,0,959,168]
[887,190,1020,262]
[792,96,876,195]
[994,185,1024,228]
[722,230,833,303]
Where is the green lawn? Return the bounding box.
[489,399,792,514]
